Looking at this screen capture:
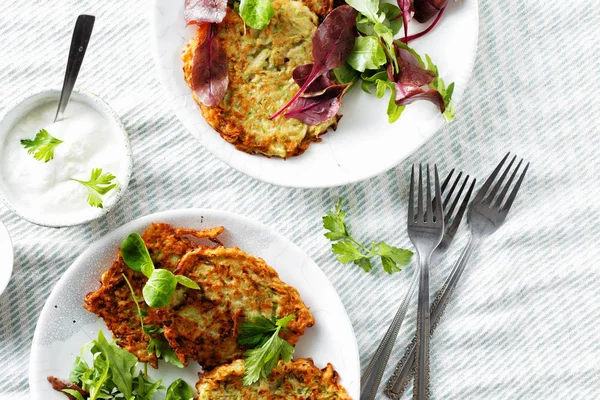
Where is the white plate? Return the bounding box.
[0,220,13,295]
[150,0,479,188]
[29,209,359,399]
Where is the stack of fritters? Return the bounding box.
[84,222,315,369]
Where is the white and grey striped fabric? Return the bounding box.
[1,1,599,399]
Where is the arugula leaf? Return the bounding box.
[323,198,413,274]
[134,370,164,400]
[347,36,387,72]
[71,168,118,208]
[239,0,274,29]
[121,233,155,278]
[93,330,137,399]
[20,129,63,163]
[238,315,296,385]
[165,378,195,400]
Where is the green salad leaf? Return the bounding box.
[121,233,154,277]
[142,269,178,308]
[166,378,195,400]
[239,0,274,29]
[238,315,296,385]
[20,128,63,163]
[323,198,413,273]
[347,36,387,72]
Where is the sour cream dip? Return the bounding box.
[0,90,132,227]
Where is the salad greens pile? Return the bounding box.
[323,198,413,274]
[237,315,296,385]
[47,330,195,400]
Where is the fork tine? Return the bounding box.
[484,155,516,204]
[494,158,523,209]
[500,162,529,214]
[417,164,424,222]
[446,177,476,235]
[444,174,468,226]
[408,165,415,224]
[473,152,510,203]
[443,171,463,211]
[434,165,442,225]
[431,169,454,215]
[426,165,433,223]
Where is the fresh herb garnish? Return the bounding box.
[71,168,118,209]
[165,378,195,400]
[323,198,413,274]
[239,0,274,29]
[238,315,296,385]
[20,129,63,163]
[50,329,165,400]
[120,233,200,308]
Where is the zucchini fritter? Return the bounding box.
[182,0,339,158]
[84,223,224,368]
[196,358,351,399]
[155,246,315,370]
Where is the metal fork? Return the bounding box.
[386,153,530,399]
[409,164,444,400]
[360,168,474,400]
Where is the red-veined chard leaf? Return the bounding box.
[414,0,447,23]
[285,84,350,125]
[397,0,414,41]
[184,0,227,25]
[191,23,229,107]
[292,64,334,95]
[270,5,357,120]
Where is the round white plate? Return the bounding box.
[150,0,479,188]
[0,219,13,295]
[29,209,359,399]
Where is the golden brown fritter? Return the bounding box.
[182,0,339,158]
[196,358,351,399]
[154,246,315,370]
[84,223,224,368]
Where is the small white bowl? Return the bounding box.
[0,220,13,295]
[0,88,133,227]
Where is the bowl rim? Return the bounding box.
[0,219,13,296]
[0,87,133,228]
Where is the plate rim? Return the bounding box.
[149,0,480,189]
[28,208,360,398]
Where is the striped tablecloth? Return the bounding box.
[1,0,599,398]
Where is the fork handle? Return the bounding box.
[360,266,420,400]
[386,236,477,399]
[413,253,432,400]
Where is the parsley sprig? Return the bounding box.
[238,315,296,386]
[323,198,413,274]
[71,168,118,208]
[20,129,63,162]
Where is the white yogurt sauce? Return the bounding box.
[0,100,128,226]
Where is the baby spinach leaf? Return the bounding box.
[142,269,178,308]
[239,0,274,30]
[166,378,195,400]
[191,23,229,107]
[347,36,387,72]
[270,5,357,119]
[121,233,154,278]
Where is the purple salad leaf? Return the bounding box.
[285,84,350,125]
[191,23,229,107]
[292,64,334,95]
[184,0,227,25]
[395,85,445,112]
[398,0,414,41]
[413,0,447,23]
[270,5,357,120]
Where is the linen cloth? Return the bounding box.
[1,0,599,399]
